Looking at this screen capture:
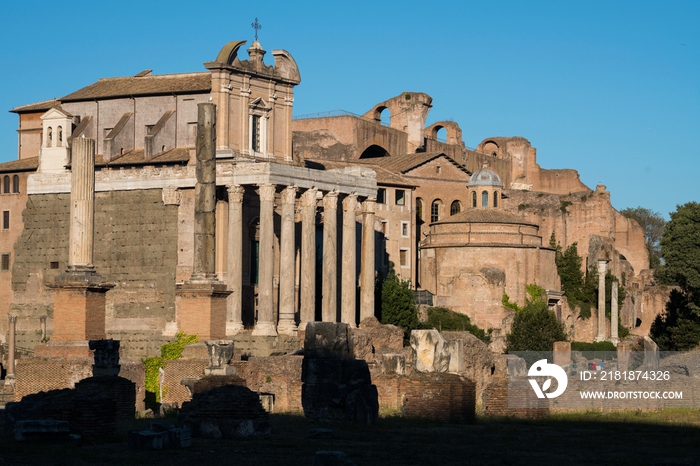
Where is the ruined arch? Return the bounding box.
[425,121,463,146]
[481,140,500,157]
[359,144,389,159]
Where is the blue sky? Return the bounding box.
[0,1,697,218]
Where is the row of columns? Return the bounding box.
[226,184,376,336]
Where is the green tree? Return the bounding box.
[550,233,597,317]
[651,202,700,350]
[506,299,568,352]
[380,272,419,343]
[621,207,666,268]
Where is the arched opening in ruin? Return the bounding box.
[359,144,389,159]
[374,106,391,126]
[635,318,642,328]
[433,126,447,143]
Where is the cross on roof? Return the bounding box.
[251,18,262,41]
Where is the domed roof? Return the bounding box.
[468,167,502,187]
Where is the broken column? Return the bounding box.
[176,103,231,340]
[594,259,607,342]
[5,315,17,385]
[37,137,114,358]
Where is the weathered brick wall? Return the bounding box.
[239,356,304,413]
[482,376,548,418]
[14,358,145,411]
[14,358,92,401]
[399,372,475,423]
[11,189,178,357]
[160,358,209,406]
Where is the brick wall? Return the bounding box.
[482,376,548,418]
[14,358,92,401]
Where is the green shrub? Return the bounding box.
[506,300,567,352]
[143,331,198,405]
[570,341,617,352]
[420,307,491,344]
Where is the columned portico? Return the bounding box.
[215,162,376,335]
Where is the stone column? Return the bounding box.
[300,189,317,326]
[611,278,619,345]
[175,103,230,341]
[360,197,376,321]
[6,315,17,382]
[68,137,96,272]
[595,259,608,342]
[253,183,277,336]
[39,137,114,357]
[215,199,228,279]
[322,191,339,322]
[341,194,358,327]
[278,186,298,335]
[191,103,218,282]
[226,185,245,334]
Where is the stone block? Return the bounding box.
[553,341,571,368]
[303,322,352,360]
[302,359,343,384]
[380,354,405,375]
[410,329,450,373]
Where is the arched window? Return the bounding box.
[3,176,9,194]
[12,175,19,194]
[431,200,442,223]
[47,127,53,147]
[493,191,499,208]
[450,200,462,215]
[416,198,423,222]
[481,191,489,208]
[471,191,477,208]
[57,126,63,147]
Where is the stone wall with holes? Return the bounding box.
[10,189,178,360]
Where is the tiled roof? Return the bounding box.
[305,159,417,187]
[436,208,537,226]
[60,72,211,102]
[0,157,39,173]
[11,99,64,114]
[356,152,470,176]
[93,148,191,167]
